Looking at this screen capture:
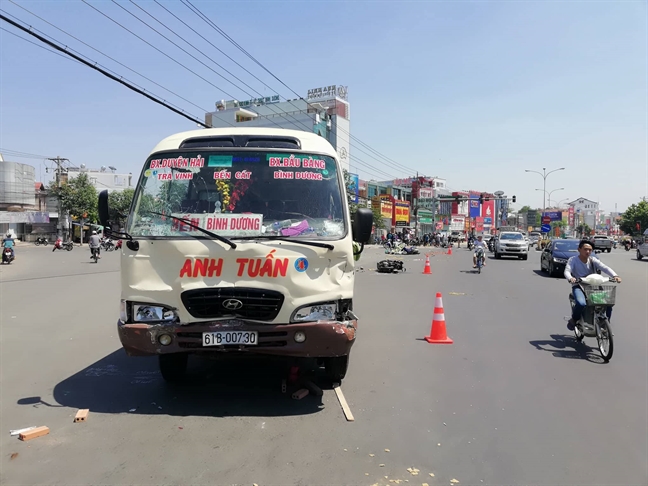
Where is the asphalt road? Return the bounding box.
[1,243,646,485]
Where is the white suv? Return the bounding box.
[495,232,529,260]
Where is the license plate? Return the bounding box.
[202,331,258,346]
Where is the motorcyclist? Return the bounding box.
[472,235,487,268]
[564,239,621,330]
[2,233,15,260]
[89,230,102,259]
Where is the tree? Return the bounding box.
[108,188,135,228]
[519,205,531,214]
[50,173,98,223]
[619,200,648,235]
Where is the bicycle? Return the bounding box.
[475,247,485,274]
[569,277,618,362]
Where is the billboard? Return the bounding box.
[544,211,563,222]
[349,173,359,203]
[469,197,481,218]
[475,217,484,232]
[568,207,575,226]
[481,200,495,221]
[393,200,410,227]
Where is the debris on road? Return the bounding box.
[10,452,18,460]
[18,426,49,441]
[128,408,137,412]
[333,385,355,421]
[448,292,466,296]
[379,464,385,467]
[451,479,460,483]
[384,448,390,452]
[302,379,323,397]
[292,388,309,400]
[74,409,89,423]
[10,426,36,436]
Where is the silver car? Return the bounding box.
[495,232,529,260]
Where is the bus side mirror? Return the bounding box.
[98,190,110,228]
[352,208,373,244]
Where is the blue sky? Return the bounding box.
[1,0,646,213]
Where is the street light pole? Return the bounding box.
[535,187,564,207]
[525,167,565,219]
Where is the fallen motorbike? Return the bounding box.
[377,260,406,273]
[101,238,115,252]
[34,237,49,246]
[385,241,419,255]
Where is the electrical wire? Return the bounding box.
[7,0,210,115]
[0,12,213,128]
[116,0,308,132]
[0,26,84,67]
[180,1,420,176]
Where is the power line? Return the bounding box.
[113,0,308,132]
[180,1,420,176]
[0,12,211,129]
[0,147,52,159]
[79,0,240,118]
[0,26,84,67]
[7,0,210,115]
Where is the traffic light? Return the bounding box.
[479,193,484,204]
[455,195,461,203]
[512,195,516,203]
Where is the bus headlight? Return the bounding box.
[133,304,176,323]
[291,303,336,323]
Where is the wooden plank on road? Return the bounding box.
[334,385,355,422]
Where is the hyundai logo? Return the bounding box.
[222,299,243,310]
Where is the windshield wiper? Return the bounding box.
[146,211,237,249]
[237,235,334,250]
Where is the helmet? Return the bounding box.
[92,230,97,235]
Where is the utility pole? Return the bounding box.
[47,156,69,239]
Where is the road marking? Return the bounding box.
[334,385,355,422]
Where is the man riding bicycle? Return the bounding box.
[564,239,621,330]
[472,235,487,268]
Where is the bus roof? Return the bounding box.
[148,127,338,158]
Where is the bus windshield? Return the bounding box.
[128,151,346,239]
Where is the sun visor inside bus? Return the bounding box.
[179,136,301,150]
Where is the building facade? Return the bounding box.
[568,197,598,230]
[205,85,351,173]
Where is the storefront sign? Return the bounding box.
[307,85,348,101]
[393,200,410,227]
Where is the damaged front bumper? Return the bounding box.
[117,318,358,358]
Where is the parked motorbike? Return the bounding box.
[34,237,49,246]
[2,247,14,264]
[52,238,74,252]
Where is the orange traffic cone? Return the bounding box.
[447,246,452,255]
[425,293,453,344]
[422,254,432,274]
